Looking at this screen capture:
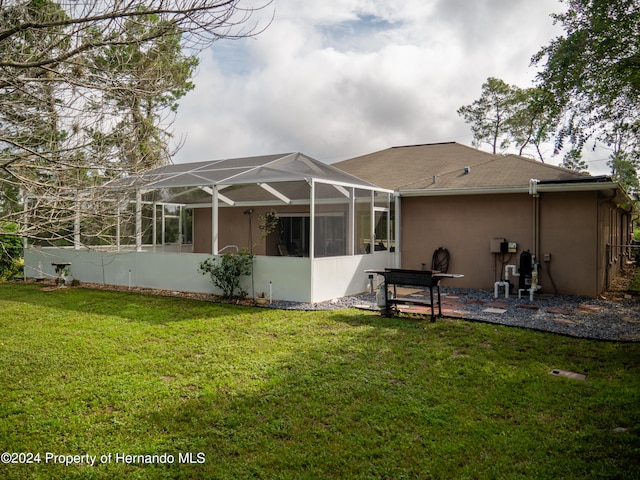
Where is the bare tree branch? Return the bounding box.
[1,0,272,246]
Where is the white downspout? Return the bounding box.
[529,179,540,257]
[524,180,542,299]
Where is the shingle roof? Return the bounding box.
[333,142,589,191]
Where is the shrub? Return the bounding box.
[0,222,23,280]
[199,252,254,299]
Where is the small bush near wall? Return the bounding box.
[628,268,640,292]
[199,252,254,299]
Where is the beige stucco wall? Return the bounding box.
[401,194,534,290]
[537,191,598,296]
[400,190,625,297]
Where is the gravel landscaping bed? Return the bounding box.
[266,287,640,342]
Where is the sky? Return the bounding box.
[169,0,612,174]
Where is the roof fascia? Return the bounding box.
[399,185,529,197]
[398,181,622,197]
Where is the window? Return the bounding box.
[154,203,184,245]
[374,210,388,251]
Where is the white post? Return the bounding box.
[74,192,81,250]
[21,192,28,250]
[135,190,142,252]
[211,185,219,255]
[178,205,183,249]
[161,205,166,245]
[116,207,121,251]
[348,187,355,256]
[22,193,28,281]
[152,202,157,248]
[386,193,391,249]
[309,179,315,302]
[370,190,375,251]
[309,180,315,261]
[394,194,401,268]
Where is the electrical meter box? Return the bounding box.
[490,238,517,253]
[490,238,505,253]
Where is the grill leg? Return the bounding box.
[429,286,435,321]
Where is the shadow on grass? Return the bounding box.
[128,311,640,479]
[132,316,448,478]
[0,283,451,329]
[2,297,639,479]
[0,282,263,324]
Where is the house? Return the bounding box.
[334,142,635,297]
[24,144,634,301]
[23,153,395,302]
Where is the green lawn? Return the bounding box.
[1,283,639,479]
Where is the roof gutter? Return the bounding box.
[398,180,621,197]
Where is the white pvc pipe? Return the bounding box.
[505,264,519,280]
[494,281,509,299]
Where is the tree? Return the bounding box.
[458,78,556,161]
[88,13,199,174]
[604,122,640,192]
[532,0,640,185]
[0,0,269,245]
[457,77,516,155]
[505,87,557,162]
[561,149,589,173]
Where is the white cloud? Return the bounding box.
[172,0,588,169]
